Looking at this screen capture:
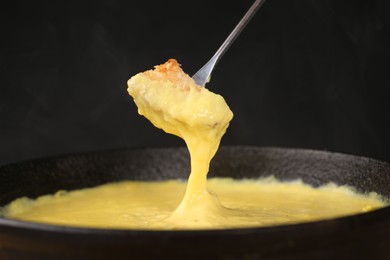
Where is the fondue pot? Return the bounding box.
[0,146,389,259]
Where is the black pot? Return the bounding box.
[0,146,389,259]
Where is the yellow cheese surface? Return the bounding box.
[3,178,385,230]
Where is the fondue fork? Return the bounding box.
[192,0,266,87]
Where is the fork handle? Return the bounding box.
[192,0,266,87]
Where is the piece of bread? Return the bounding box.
[127,59,233,140]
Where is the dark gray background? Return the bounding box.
[1,0,389,165]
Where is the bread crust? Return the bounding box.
[143,59,197,91]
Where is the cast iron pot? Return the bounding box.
[0,146,389,260]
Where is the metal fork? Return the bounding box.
[192,0,266,87]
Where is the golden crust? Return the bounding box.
[143,59,198,91]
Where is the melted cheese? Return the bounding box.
[127,59,234,227]
[1,59,386,229]
[2,178,385,230]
